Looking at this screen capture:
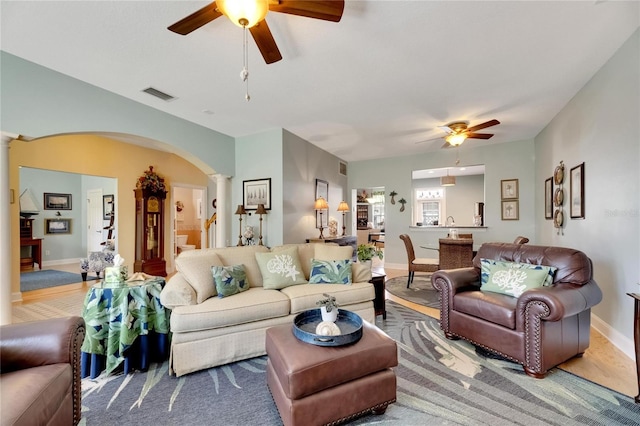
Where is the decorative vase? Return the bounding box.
[320,306,338,323]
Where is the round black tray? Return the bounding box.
[292,309,363,347]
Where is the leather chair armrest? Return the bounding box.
[517,280,603,322]
[0,316,85,373]
[432,268,480,294]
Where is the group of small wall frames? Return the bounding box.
[500,179,519,220]
[545,161,584,232]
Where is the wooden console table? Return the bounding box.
[20,238,43,271]
[628,293,640,404]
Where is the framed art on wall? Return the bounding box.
[500,179,519,200]
[501,200,519,220]
[570,162,585,219]
[45,218,72,234]
[243,178,271,210]
[544,177,553,219]
[44,193,72,210]
[103,194,114,220]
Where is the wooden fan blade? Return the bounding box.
[415,137,443,145]
[465,133,494,140]
[168,2,222,35]
[465,119,500,133]
[249,21,283,64]
[269,0,345,22]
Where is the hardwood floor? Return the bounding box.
[16,263,637,399]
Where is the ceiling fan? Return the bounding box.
[417,119,501,148]
[167,0,345,64]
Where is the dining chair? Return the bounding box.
[399,234,439,288]
[513,236,530,244]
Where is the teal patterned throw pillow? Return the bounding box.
[212,264,250,298]
[481,261,551,298]
[309,259,352,284]
[480,259,557,287]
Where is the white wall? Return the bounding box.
[535,30,639,357]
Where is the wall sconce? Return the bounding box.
[337,201,349,236]
[235,204,247,246]
[314,197,328,239]
[255,203,267,246]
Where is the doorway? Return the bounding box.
[172,185,207,258]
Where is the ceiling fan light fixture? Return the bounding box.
[445,133,467,146]
[217,0,269,28]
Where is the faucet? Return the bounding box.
[446,216,455,226]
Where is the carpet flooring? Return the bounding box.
[20,269,97,292]
[80,301,640,426]
[385,274,439,308]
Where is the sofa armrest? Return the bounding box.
[432,268,480,295]
[0,316,85,373]
[517,280,603,323]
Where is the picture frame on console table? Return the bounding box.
[544,178,553,219]
[570,162,585,219]
[243,178,271,210]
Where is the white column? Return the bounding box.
[0,134,16,325]
[211,174,230,248]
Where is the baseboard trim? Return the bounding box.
[591,313,634,362]
[42,257,82,268]
[12,292,23,302]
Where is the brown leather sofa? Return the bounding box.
[1,316,85,425]
[432,242,602,378]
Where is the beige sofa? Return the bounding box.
[160,243,375,377]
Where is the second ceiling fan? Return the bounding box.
[168,0,345,64]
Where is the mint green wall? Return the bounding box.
[535,30,639,356]
[234,129,284,247]
[282,130,348,244]
[1,52,235,176]
[348,139,536,266]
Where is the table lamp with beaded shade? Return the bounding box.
[314,197,329,239]
[337,201,350,236]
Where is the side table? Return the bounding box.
[370,272,387,319]
[628,293,640,404]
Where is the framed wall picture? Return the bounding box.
[103,194,114,220]
[315,179,329,229]
[501,200,519,220]
[44,193,72,210]
[500,179,519,200]
[243,178,271,210]
[544,178,553,219]
[45,218,72,234]
[570,162,585,219]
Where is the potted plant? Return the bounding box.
[357,244,384,267]
[316,293,339,322]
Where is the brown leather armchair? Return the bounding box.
[1,316,85,425]
[432,243,602,378]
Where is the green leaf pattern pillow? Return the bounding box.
[480,259,557,287]
[481,262,551,297]
[212,264,250,298]
[309,259,352,284]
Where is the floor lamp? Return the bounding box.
[314,197,328,239]
[337,201,349,236]
[256,203,267,246]
[235,205,246,246]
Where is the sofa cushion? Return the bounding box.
[215,245,270,288]
[281,282,375,314]
[170,288,291,332]
[454,291,518,329]
[213,265,250,298]
[255,246,307,289]
[309,259,352,284]
[480,259,557,287]
[314,244,353,262]
[481,261,550,297]
[160,273,196,308]
[175,250,223,302]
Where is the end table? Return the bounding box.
[370,271,387,319]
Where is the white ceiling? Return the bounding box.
[1,1,638,162]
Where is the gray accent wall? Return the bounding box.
[534,29,639,356]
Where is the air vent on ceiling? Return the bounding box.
[142,87,176,102]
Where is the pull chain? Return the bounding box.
[241,25,250,102]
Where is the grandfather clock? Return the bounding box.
[134,188,167,277]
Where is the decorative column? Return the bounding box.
[0,134,16,324]
[211,174,230,248]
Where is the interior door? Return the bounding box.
[87,189,103,252]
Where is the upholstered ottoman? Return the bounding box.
[266,320,397,426]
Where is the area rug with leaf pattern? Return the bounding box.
[80,301,640,425]
[385,274,439,308]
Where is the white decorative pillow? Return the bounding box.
[255,247,307,290]
[175,251,223,303]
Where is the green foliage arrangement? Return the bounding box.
[357,244,384,262]
[316,293,339,312]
